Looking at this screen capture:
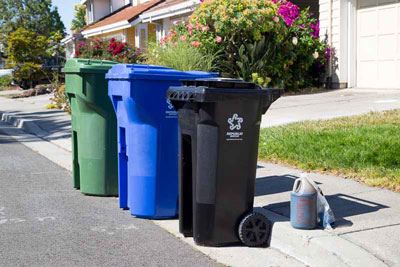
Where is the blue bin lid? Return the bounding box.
[106,64,217,80]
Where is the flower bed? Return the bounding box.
[75,38,142,63]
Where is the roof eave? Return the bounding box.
[81,20,132,37]
[140,0,200,22]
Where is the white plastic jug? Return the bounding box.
[292,175,318,195]
[290,174,318,229]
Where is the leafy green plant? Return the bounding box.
[0,74,13,88]
[232,35,282,87]
[144,41,218,71]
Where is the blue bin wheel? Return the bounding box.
[238,212,271,247]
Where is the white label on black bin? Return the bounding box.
[165,99,177,118]
[226,113,244,141]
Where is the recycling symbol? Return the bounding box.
[228,114,244,131]
[166,99,174,110]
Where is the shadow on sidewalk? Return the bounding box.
[256,176,389,228]
[0,124,47,144]
[0,109,71,141]
[255,174,298,196]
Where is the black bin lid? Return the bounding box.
[167,78,278,103]
[181,78,258,90]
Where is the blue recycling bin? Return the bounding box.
[107,64,217,219]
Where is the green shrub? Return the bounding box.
[144,41,218,71]
[161,0,328,91]
[13,62,46,89]
[0,75,13,88]
[6,28,50,89]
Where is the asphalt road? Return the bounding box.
[0,130,218,267]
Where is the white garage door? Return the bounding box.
[357,0,400,88]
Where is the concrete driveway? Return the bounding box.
[262,88,400,128]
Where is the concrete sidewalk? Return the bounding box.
[1,90,400,266]
[0,93,71,152]
[262,88,400,127]
[254,163,400,266]
[1,88,400,139]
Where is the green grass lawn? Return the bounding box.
[259,110,400,192]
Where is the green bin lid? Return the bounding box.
[62,58,117,74]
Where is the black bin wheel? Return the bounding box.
[238,212,271,247]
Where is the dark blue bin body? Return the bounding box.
[107,64,217,218]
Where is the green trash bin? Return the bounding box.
[63,59,118,196]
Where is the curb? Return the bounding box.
[0,111,71,153]
[256,209,387,266]
[0,113,388,267]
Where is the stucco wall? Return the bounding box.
[126,27,136,46]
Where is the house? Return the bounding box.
[317,0,400,89]
[62,0,201,55]
[70,0,400,89]
[80,0,164,48]
[138,0,201,44]
[138,0,400,89]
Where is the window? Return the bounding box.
[88,0,94,23]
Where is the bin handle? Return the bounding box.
[293,179,302,193]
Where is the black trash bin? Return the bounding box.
[167,79,282,247]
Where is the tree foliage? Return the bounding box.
[0,0,65,46]
[71,4,87,32]
[0,0,66,89]
[6,28,50,89]
[7,28,48,64]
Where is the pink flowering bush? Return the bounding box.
[156,0,328,90]
[277,0,300,26]
[75,38,142,63]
